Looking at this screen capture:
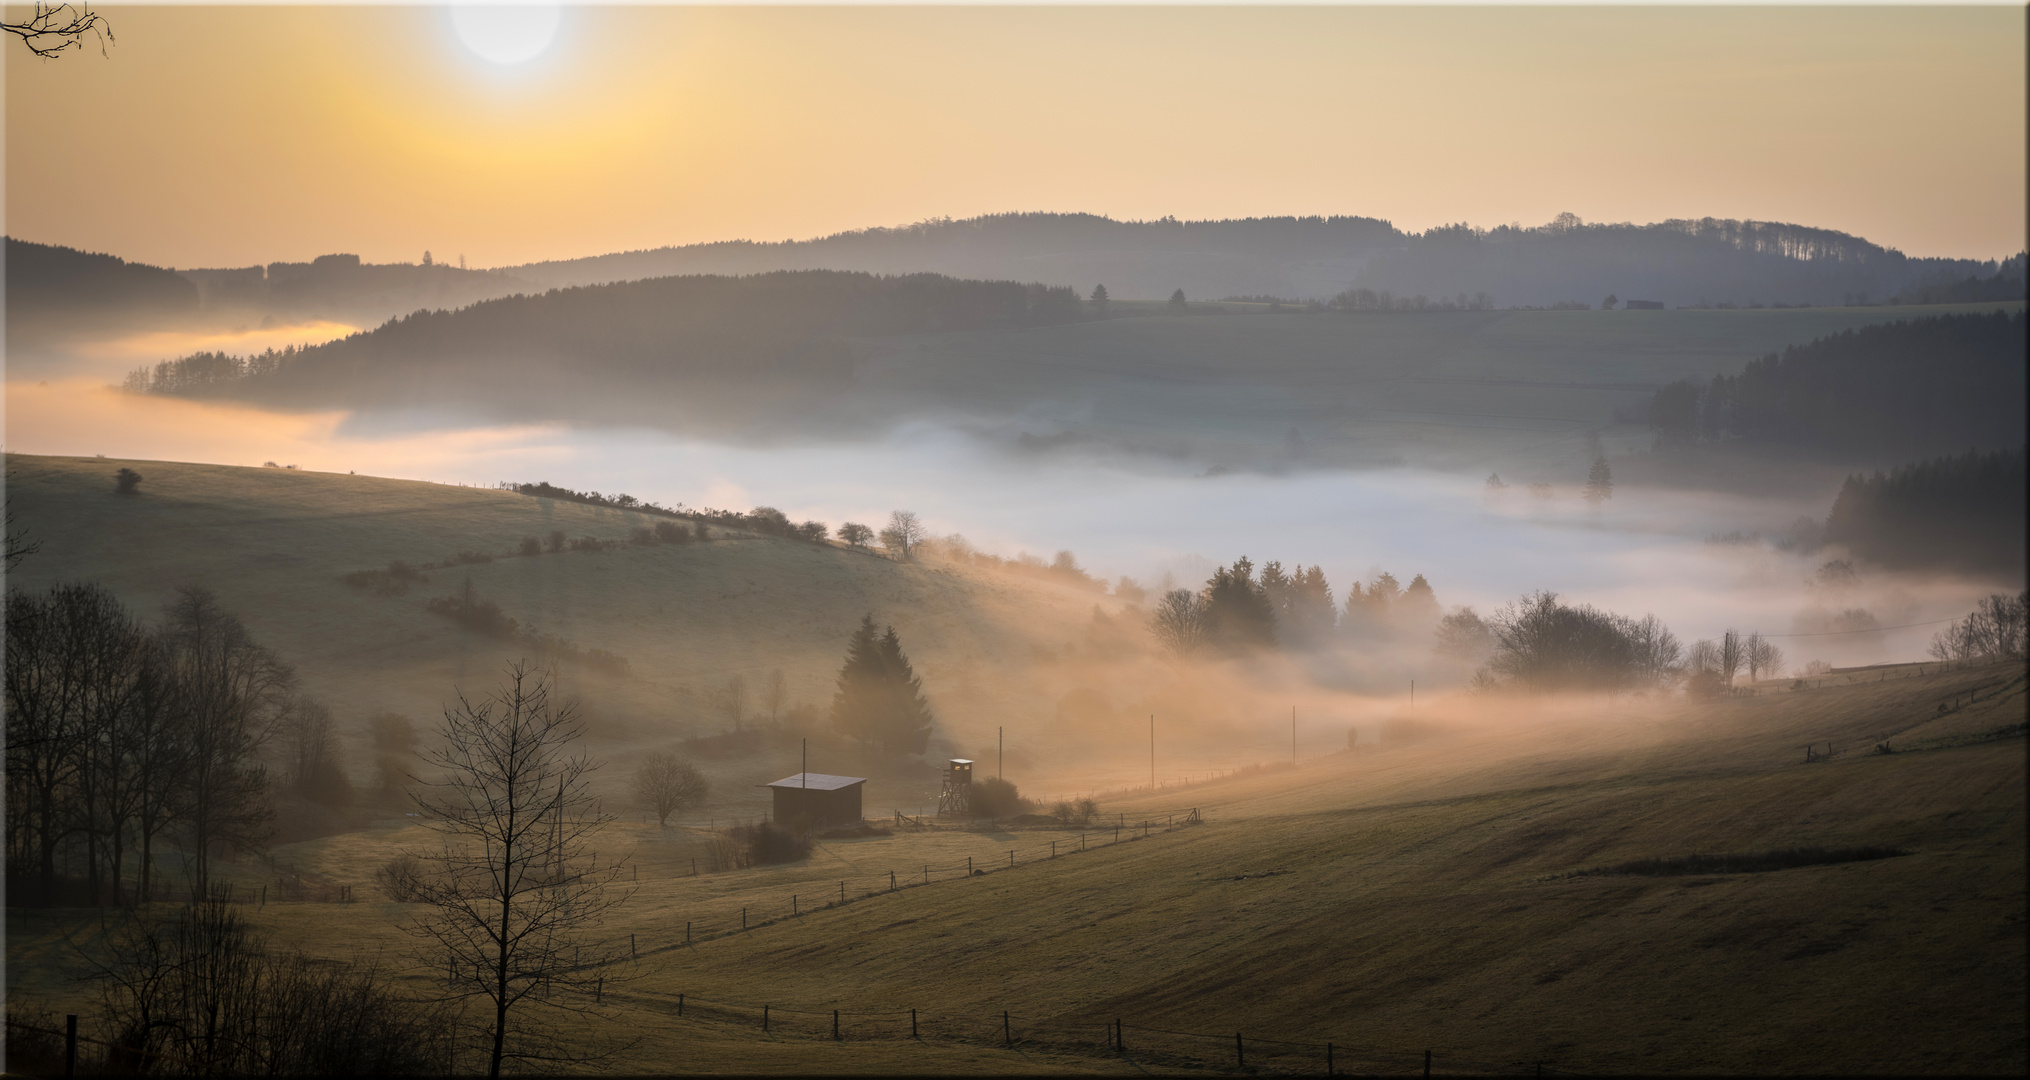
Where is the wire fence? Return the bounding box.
[624,810,1206,957]
[605,992,1592,1076]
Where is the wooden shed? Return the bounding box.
[763,772,866,826]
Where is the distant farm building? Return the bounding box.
[1625,299,1666,310]
[763,772,866,826]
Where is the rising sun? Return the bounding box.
[450,4,562,66]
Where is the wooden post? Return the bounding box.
[764,1005,769,1032]
[911,1008,918,1038]
[890,870,896,890]
[631,932,636,957]
[793,895,798,915]
[65,1014,77,1079]
[1051,840,1057,858]
[678,993,684,1016]
[686,922,690,944]
[1424,1048,1431,1077]
[1004,1010,1011,1045]
[1116,1018,1124,1052]
[968,856,972,873]
[1009,849,1014,868]
[1236,1032,1244,1067]
[1328,1042,1334,1075]
[742,907,746,930]
[834,1010,840,1040]
[691,857,696,876]
[840,881,846,903]
[596,976,603,1003]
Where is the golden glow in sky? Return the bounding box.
[6,5,2025,268]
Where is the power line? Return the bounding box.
[1733,617,1957,640]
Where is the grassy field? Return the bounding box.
[9,658,2022,1074]
[7,452,2024,1075]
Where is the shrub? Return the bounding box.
[654,520,690,543]
[545,529,567,553]
[374,855,424,901]
[702,832,747,872]
[735,821,811,864]
[838,522,873,548]
[795,520,830,543]
[570,535,606,553]
[631,526,657,546]
[1051,796,1099,827]
[387,559,425,581]
[114,467,143,494]
[451,549,493,565]
[970,776,1024,820]
[518,535,542,556]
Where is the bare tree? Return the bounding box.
[405,662,632,1078]
[5,508,41,570]
[878,510,925,560]
[1718,629,1743,687]
[717,673,748,731]
[760,668,789,726]
[1150,589,1212,658]
[629,751,709,827]
[4,3,112,58]
[1748,634,1785,681]
[159,587,291,898]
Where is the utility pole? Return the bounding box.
[1292,705,1297,766]
[1410,680,1415,710]
[802,738,808,826]
[998,726,1003,780]
[1149,714,1155,789]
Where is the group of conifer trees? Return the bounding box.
[1152,557,1444,656]
[826,614,934,754]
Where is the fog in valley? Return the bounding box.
[5,5,2025,1077]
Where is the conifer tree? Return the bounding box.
[1585,457,1614,503]
[1203,557,1276,651]
[828,615,934,753]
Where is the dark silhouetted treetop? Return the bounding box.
[5,238,195,330]
[828,615,934,754]
[1203,557,1276,651]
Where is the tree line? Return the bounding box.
[1822,449,2026,575]
[129,269,1093,404]
[6,583,292,906]
[1150,558,1446,656]
[1646,311,2025,459]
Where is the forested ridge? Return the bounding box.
[129,269,1089,403]
[1647,311,2026,461]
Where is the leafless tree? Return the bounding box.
[1745,633,1784,682]
[717,673,748,731]
[879,510,925,560]
[5,508,41,570]
[1150,589,1212,658]
[629,750,709,827]
[760,668,789,726]
[1929,591,2029,664]
[159,587,291,898]
[1718,629,1743,686]
[4,3,112,58]
[404,662,633,1078]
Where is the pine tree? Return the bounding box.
[828,615,934,753]
[1204,557,1276,651]
[1585,457,1614,503]
[1400,574,1440,626]
[1090,284,1109,313]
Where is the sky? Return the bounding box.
[5,4,2025,270]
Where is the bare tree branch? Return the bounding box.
[4,3,112,59]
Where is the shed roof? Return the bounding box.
[762,772,867,792]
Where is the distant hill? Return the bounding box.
[494,211,2015,309]
[133,269,1090,430]
[175,252,533,325]
[4,237,200,342]
[1824,449,2027,576]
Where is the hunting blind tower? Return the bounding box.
[937,758,973,816]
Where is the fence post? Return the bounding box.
[1052,841,1057,858]
[65,1014,77,1079]
[692,857,697,876]
[742,908,747,930]
[1235,1033,1243,1067]
[968,856,972,873]
[793,895,798,916]
[924,865,928,884]
[1009,850,1015,868]
[764,1005,769,1032]
[890,870,897,890]
[1328,1042,1334,1075]
[840,881,846,903]
[1424,1048,1431,1077]
[1116,1018,1123,1052]
[912,1008,918,1038]
[596,976,603,1003]
[834,1009,840,1040]
[678,993,684,1016]
[1004,1010,1011,1045]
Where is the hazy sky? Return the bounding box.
[6,5,2025,268]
